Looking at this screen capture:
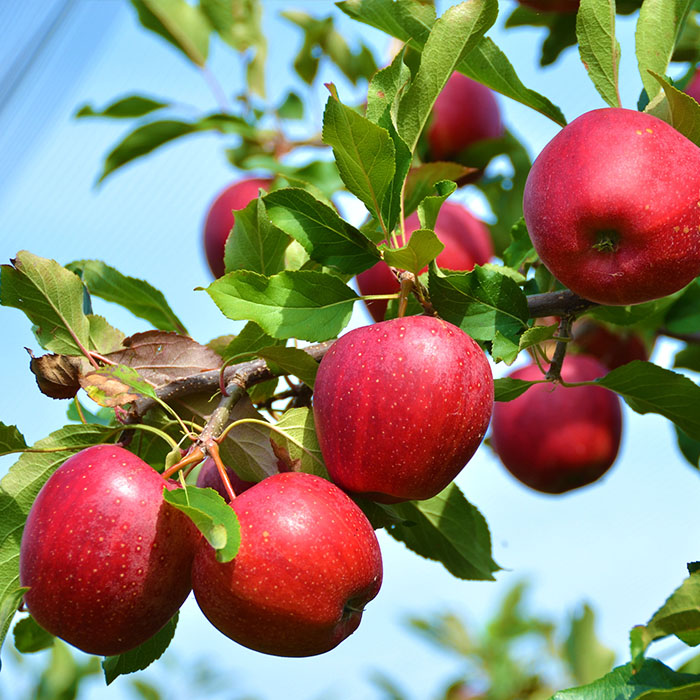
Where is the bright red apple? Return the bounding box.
[313,315,494,502]
[523,108,700,306]
[517,0,580,11]
[192,472,382,657]
[685,68,700,103]
[356,202,493,322]
[196,457,256,500]
[490,355,622,494]
[203,177,270,278]
[426,72,504,165]
[19,444,199,656]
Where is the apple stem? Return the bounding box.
[208,442,238,501]
[162,446,205,481]
[545,316,574,382]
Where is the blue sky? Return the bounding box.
[1,1,699,698]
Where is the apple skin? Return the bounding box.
[571,319,649,370]
[195,457,257,500]
[19,444,199,656]
[490,355,622,494]
[517,0,580,11]
[203,177,270,278]
[356,202,493,322]
[192,472,382,657]
[313,315,494,502]
[426,72,504,165]
[523,108,700,306]
[685,68,700,103]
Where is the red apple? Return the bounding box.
[196,457,256,500]
[523,108,700,306]
[490,356,622,494]
[685,68,700,103]
[203,177,270,278]
[356,202,493,322]
[517,0,580,11]
[426,72,504,165]
[192,472,382,657]
[313,315,494,502]
[571,319,649,370]
[19,444,199,656]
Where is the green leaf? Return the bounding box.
[0,423,27,457]
[264,189,380,275]
[0,425,115,652]
[395,0,498,153]
[277,91,304,120]
[269,407,329,478]
[207,270,358,342]
[337,0,566,126]
[491,331,520,365]
[635,0,694,103]
[66,401,116,427]
[87,314,126,355]
[255,346,319,389]
[163,486,240,562]
[631,571,700,665]
[98,120,197,182]
[388,483,500,581]
[66,260,187,334]
[416,180,457,232]
[13,615,54,653]
[595,361,700,440]
[102,613,179,684]
[563,604,616,685]
[0,251,92,355]
[674,345,700,373]
[366,47,411,125]
[675,426,700,469]
[428,263,529,344]
[503,220,536,271]
[552,658,700,699]
[223,197,290,277]
[129,0,211,66]
[649,72,700,146]
[221,322,284,362]
[577,0,622,108]
[518,324,557,352]
[75,95,169,119]
[322,87,397,227]
[403,163,473,218]
[382,229,444,276]
[665,280,700,335]
[494,376,538,402]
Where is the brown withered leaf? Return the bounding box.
[79,371,140,407]
[106,331,223,388]
[30,353,90,399]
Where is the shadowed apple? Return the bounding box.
[491,356,622,494]
[203,177,270,278]
[356,202,493,322]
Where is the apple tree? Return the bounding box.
[2,0,700,696]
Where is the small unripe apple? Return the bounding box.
[685,68,700,103]
[356,202,493,322]
[203,178,270,278]
[523,108,700,306]
[517,0,580,11]
[195,457,256,500]
[19,445,199,656]
[490,356,622,494]
[313,315,494,502]
[192,472,382,657]
[426,72,504,166]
